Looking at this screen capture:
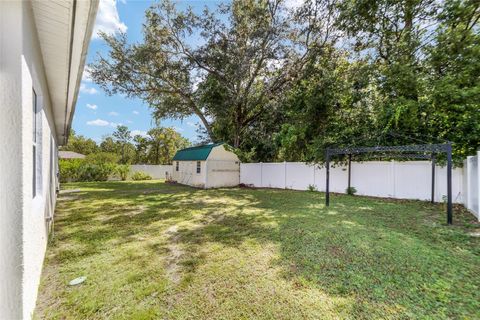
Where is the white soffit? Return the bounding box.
[31,0,99,145]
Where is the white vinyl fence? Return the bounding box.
[463,152,480,219]
[241,160,480,220]
[130,164,173,179]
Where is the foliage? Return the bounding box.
[60,152,119,182]
[141,127,190,165]
[85,152,120,165]
[346,186,357,195]
[307,184,317,192]
[88,0,479,164]
[90,0,339,147]
[58,159,84,183]
[131,171,152,181]
[115,164,130,181]
[77,163,117,182]
[60,130,98,155]
[112,125,133,164]
[61,125,189,167]
[36,181,480,319]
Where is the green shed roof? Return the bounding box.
[172,143,224,161]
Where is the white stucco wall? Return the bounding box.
[1,2,59,318]
[0,2,24,318]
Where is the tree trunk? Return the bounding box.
[190,102,215,142]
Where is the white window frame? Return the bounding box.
[196,161,201,174]
[32,88,37,197]
[176,161,179,171]
[32,88,42,198]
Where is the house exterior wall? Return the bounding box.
[172,161,207,188]
[0,2,24,318]
[0,1,59,318]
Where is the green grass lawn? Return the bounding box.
[35,180,480,319]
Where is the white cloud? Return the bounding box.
[87,119,109,126]
[93,0,128,40]
[108,111,119,116]
[132,110,139,115]
[173,126,184,132]
[86,103,98,110]
[80,83,98,94]
[82,66,92,82]
[109,122,123,128]
[131,130,148,138]
[126,120,133,123]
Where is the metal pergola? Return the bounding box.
[325,143,454,225]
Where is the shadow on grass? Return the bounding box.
[52,181,480,318]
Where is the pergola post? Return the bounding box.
[324,143,454,225]
[446,143,453,225]
[325,151,330,207]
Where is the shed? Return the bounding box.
[172,143,240,188]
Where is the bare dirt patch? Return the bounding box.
[164,225,183,284]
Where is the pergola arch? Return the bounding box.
[325,143,453,224]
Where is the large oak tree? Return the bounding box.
[89,0,339,147]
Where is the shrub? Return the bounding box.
[78,163,117,182]
[59,159,84,183]
[307,184,317,192]
[131,171,152,181]
[346,186,357,195]
[116,164,130,181]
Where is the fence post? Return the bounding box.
[313,163,316,189]
[465,157,471,210]
[284,161,287,189]
[477,151,480,221]
[260,162,263,188]
[431,154,436,203]
[390,160,396,198]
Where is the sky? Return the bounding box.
[74,0,227,143]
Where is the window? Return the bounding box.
[176,161,179,171]
[32,89,37,197]
[32,88,42,198]
[196,161,201,174]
